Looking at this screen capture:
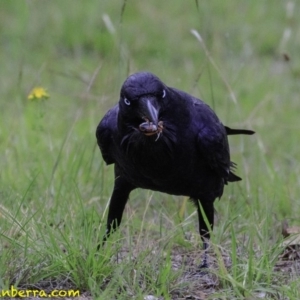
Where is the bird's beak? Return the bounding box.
[138,97,162,136]
[139,97,159,125]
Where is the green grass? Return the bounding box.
[1,0,300,299]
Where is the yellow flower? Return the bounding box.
[28,87,49,101]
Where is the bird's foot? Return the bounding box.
[196,259,209,275]
[198,260,208,269]
[196,248,209,274]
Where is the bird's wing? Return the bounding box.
[193,101,233,180]
[96,105,118,165]
[197,124,230,179]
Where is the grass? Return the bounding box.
[1,0,300,298]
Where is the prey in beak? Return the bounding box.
[139,119,164,139]
[137,98,164,140]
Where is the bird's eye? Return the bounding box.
[124,98,130,106]
[162,89,166,98]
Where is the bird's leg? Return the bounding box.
[199,237,209,269]
[195,199,214,269]
[98,176,135,250]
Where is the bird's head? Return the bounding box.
[118,72,167,138]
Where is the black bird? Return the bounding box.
[96,72,254,268]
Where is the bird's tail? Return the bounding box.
[225,127,254,182]
[228,161,242,182]
[228,171,242,182]
[225,126,255,136]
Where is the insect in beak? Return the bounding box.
[139,119,164,141]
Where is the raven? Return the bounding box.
[96,72,254,268]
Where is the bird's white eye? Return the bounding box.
[124,98,130,105]
[162,89,166,98]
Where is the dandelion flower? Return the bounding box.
[28,87,49,101]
